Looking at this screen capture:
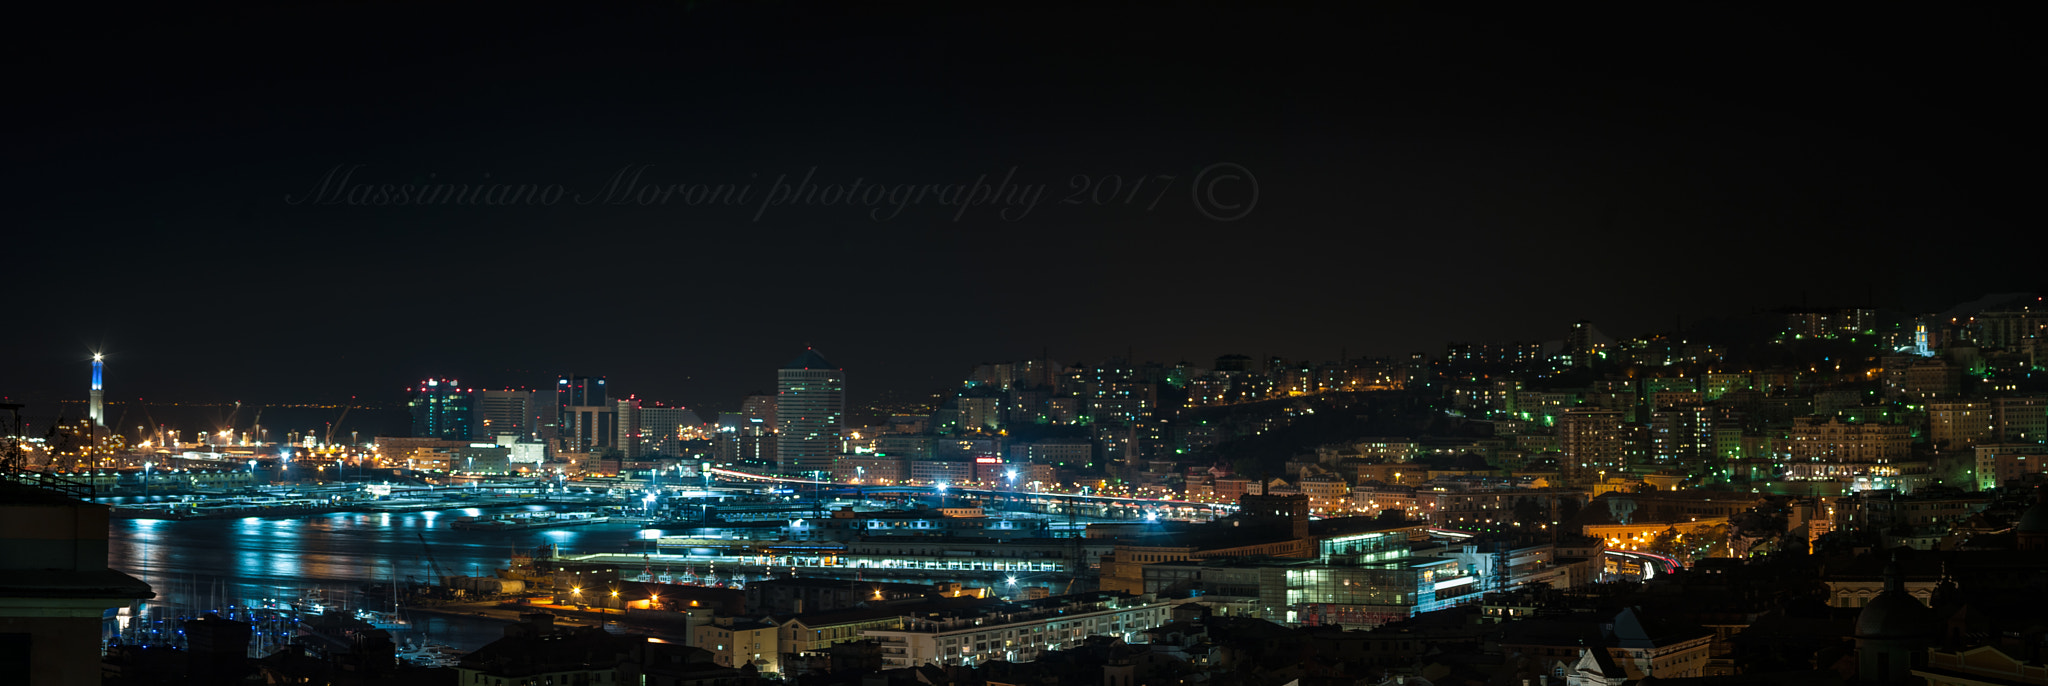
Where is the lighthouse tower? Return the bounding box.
[89,353,105,428]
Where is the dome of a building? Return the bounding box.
[1856,556,1935,639]
[2017,492,2048,534]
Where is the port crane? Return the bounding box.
[324,402,353,447]
[220,401,241,444]
[416,532,456,591]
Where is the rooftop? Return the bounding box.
[783,348,838,371]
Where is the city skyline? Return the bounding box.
[11,292,2039,416]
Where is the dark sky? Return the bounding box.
[6,5,2040,412]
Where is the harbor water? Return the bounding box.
[104,501,670,651]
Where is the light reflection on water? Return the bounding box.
[108,505,660,651]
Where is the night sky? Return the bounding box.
[7,5,2039,412]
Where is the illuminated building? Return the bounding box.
[1702,372,1752,401]
[1298,474,1351,513]
[744,578,934,615]
[634,403,702,455]
[1136,527,1584,628]
[1993,396,2047,443]
[88,353,105,428]
[1561,408,1626,480]
[831,454,905,484]
[714,413,774,470]
[1781,307,1875,340]
[553,375,606,449]
[727,537,1100,574]
[472,389,536,441]
[1648,406,1712,469]
[1005,387,1052,423]
[562,404,615,454]
[1901,358,1963,399]
[1973,443,2048,491]
[1444,341,1546,367]
[776,349,844,477]
[407,378,474,440]
[1561,320,1605,367]
[908,459,973,485]
[1927,401,1998,450]
[613,397,642,459]
[696,618,781,674]
[1351,486,1424,516]
[1424,487,1586,527]
[860,592,1175,668]
[773,606,913,675]
[1098,495,1320,594]
[1173,422,1225,454]
[1973,306,2048,351]
[1786,417,1911,464]
[957,396,1002,432]
[1046,396,1083,424]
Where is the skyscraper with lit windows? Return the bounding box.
[409,379,474,440]
[776,349,844,476]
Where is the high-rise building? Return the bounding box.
[473,389,537,441]
[637,404,702,456]
[408,379,474,440]
[1443,342,1545,367]
[776,349,845,476]
[614,398,643,459]
[555,375,607,451]
[958,396,1003,432]
[1781,307,1875,340]
[714,412,775,469]
[1975,306,2048,351]
[1560,408,1626,479]
[1648,405,1713,469]
[563,405,615,454]
[1561,320,1606,367]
